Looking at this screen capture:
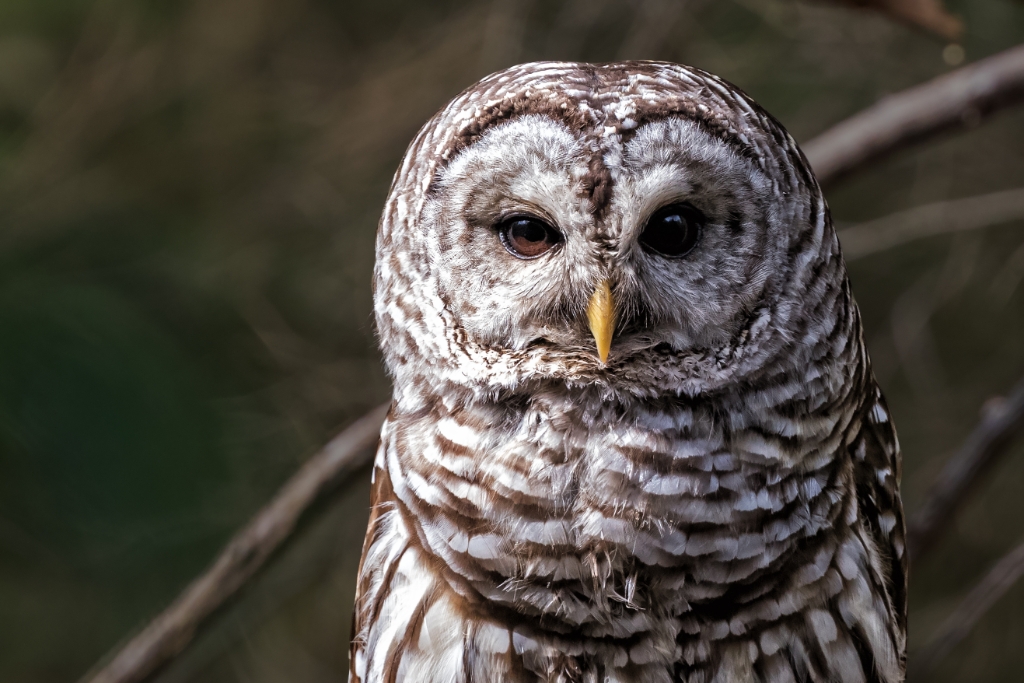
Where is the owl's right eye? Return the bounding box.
[498,216,563,259]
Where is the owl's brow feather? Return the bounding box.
[427,62,814,228]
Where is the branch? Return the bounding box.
[79,403,390,683]
[837,186,1024,261]
[907,376,1024,561]
[804,44,1024,186]
[908,538,1024,681]
[824,0,963,41]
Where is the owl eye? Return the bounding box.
[639,203,703,258]
[498,216,563,259]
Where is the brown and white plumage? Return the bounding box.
[349,62,907,683]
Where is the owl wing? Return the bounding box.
[349,456,397,683]
[849,381,908,637]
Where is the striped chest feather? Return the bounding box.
[350,388,903,683]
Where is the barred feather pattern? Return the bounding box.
[350,62,907,683]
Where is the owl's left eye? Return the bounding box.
[639,203,703,258]
[498,216,563,259]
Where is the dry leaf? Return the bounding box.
[826,0,964,40]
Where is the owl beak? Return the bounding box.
[587,280,616,364]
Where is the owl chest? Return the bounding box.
[395,405,839,611]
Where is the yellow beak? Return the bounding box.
[586,279,616,364]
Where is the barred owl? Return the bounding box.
[350,62,906,683]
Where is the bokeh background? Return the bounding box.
[1,0,1023,681]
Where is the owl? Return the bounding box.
[349,62,907,683]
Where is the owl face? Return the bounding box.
[376,62,836,399]
[424,113,784,367]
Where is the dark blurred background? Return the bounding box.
[0,0,1022,681]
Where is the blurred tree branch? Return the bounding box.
[907,375,1024,561]
[804,44,1024,186]
[821,0,962,40]
[78,404,389,683]
[908,538,1024,681]
[837,187,1024,260]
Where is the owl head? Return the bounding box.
[374,62,848,405]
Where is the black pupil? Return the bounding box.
[510,219,546,244]
[639,204,702,257]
